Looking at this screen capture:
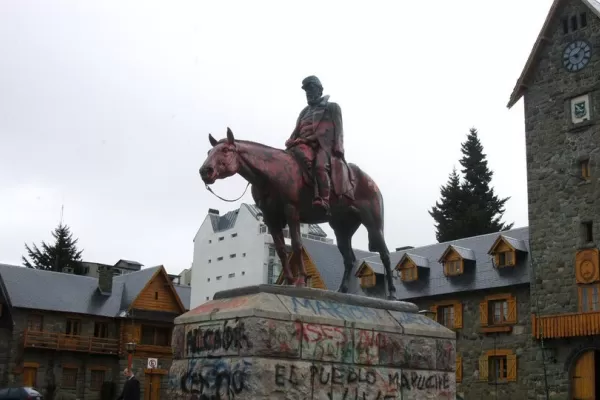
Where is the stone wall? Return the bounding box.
[5,309,120,399]
[169,286,457,399]
[413,285,533,400]
[523,0,600,398]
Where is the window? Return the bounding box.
[208,259,212,264]
[27,315,43,332]
[154,291,158,300]
[243,253,246,257]
[93,322,108,338]
[207,278,210,282]
[230,254,236,258]
[438,305,454,328]
[217,257,223,261]
[208,239,211,244]
[444,259,463,276]
[141,325,171,346]
[360,272,376,288]
[496,251,515,267]
[260,225,268,234]
[582,221,594,243]
[581,12,588,28]
[571,15,578,31]
[479,350,517,383]
[231,233,238,238]
[579,284,600,312]
[581,159,591,180]
[228,273,235,278]
[218,236,224,241]
[400,267,418,282]
[269,247,276,257]
[480,294,517,331]
[242,271,245,275]
[562,17,569,34]
[456,356,463,383]
[431,301,463,329]
[206,296,209,300]
[62,367,78,388]
[66,319,81,336]
[216,276,222,280]
[90,369,105,391]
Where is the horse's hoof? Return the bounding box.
[294,277,306,287]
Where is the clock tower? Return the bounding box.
[508,0,600,397]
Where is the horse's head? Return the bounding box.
[199,127,240,185]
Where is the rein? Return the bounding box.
[205,182,251,202]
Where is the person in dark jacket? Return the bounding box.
[116,368,140,400]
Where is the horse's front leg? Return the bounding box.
[285,207,307,287]
[270,226,293,286]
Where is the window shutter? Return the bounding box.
[506,354,517,382]
[454,302,463,329]
[478,355,489,381]
[429,305,438,321]
[494,254,500,267]
[479,301,488,326]
[507,297,517,324]
[456,356,463,383]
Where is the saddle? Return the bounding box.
[286,142,356,200]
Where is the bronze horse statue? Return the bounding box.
[199,128,397,300]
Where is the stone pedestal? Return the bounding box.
[169,285,456,399]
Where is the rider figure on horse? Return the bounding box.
[285,76,349,213]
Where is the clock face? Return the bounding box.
[563,40,592,72]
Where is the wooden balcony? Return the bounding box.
[24,330,119,355]
[532,312,600,339]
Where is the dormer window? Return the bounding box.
[396,253,429,283]
[438,245,474,277]
[399,262,418,282]
[355,261,381,288]
[487,235,527,268]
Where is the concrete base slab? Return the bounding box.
[170,285,456,399]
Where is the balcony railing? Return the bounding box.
[24,330,119,355]
[532,311,600,339]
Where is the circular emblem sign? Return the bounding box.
[580,260,595,282]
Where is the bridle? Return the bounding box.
[205,182,251,202]
[203,142,252,202]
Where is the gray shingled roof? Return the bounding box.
[0,264,191,317]
[301,239,375,292]
[402,253,429,268]
[174,285,191,311]
[359,227,531,300]
[496,235,528,253]
[210,203,328,237]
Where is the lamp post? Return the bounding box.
[126,342,136,371]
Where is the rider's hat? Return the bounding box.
[301,76,323,90]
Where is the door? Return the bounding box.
[23,367,37,387]
[144,373,161,400]
[573,350,595,400]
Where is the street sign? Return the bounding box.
[147,358,158,369]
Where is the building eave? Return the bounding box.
[507,0,600,109]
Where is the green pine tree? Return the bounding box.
[429,167,467,242]
[23,223,84,274]
[459,127,513,236]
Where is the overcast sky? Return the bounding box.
[0,0,550,274]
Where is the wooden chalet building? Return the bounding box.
[0,263,190,400]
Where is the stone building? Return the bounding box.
[276,1,600,397]
[0,263,190,400]
[507,0,600,398]
[278,228,534,399]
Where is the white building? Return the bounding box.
[190,203,332,308]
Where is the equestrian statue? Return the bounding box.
[199,76,397,300]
